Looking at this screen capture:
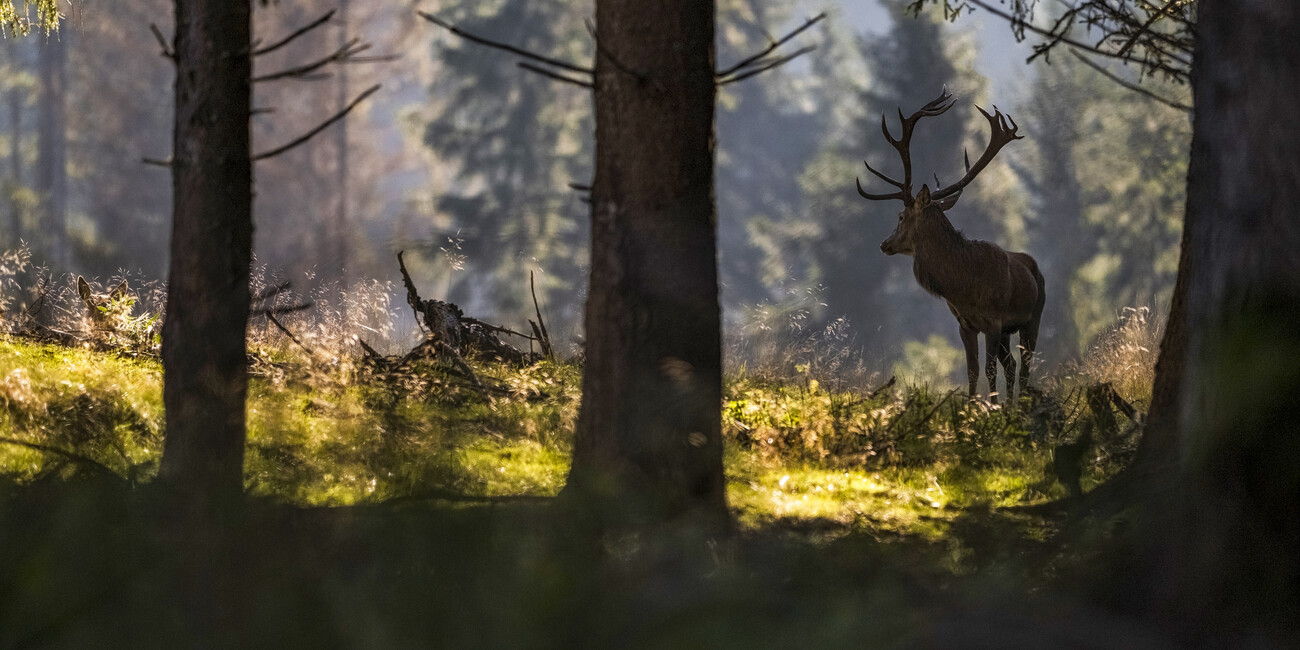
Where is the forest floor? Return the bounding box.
[0,324,1190,648]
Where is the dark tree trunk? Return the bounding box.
[158,0,254,510]
[1137,0,1300,634]
[564,0,728,526]
[36,32,66,267]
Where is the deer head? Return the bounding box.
[880,185,941,256]
[856,87,1023,255]
[78,276,130,330]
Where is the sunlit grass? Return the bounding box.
[0,339,164,482]
[1,312,1146,540]
[457,438,568,497]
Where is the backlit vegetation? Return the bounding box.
[1,272,1154,537]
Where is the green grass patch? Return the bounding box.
[0,335,1141,539]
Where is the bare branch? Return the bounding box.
[254,37,367,83]
[868,375,897,399]
[148,23,174,60]
[252,280,292,303]
[253,9,336,57]
[716,12,826,78]
[1136,0,1196,28]
[264,311,314,355]
[253,84,380,161]
[569,182,593,204]
[142,156,172,168]
[584,18,647,83]
[1085,1,1191,63]
[341,54,402,64]
[437,341,490,398]
[963,0,1190,75]
[462,317,536,341]
[1069,49,1191,112]
[717,45,817,86]
[358,338,381,358]
[418,10,593,75]
[1109,0,1182,57]
[530,271,553,360]
[396,250,426,334]
[518,62,594,89]
[250,303,313,318]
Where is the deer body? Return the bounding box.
[857,88,1043,403]
[882,191,1044,401]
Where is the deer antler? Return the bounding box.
[930,105,1023,202]
[856,87,958,205]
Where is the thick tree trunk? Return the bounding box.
[564,0,727,526]
[1137,0,1300,633]
[36,32,66,267]
[158,0,254,510]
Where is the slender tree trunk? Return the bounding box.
[36,32,66,267]
[564,0,728,526]
[1137,0,1300,633]
[158,0,254,510]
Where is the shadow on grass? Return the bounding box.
[0,472,1190,650]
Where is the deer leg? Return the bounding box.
[1019,322,1039,392]
[959,325,979,398]
[998,332,1016,402]
[984,331,1000,404]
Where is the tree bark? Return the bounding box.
[564,0,728,527]
[1139,0,1300,632]
[36,31,65,267]
[158,0,254,510]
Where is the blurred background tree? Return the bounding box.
[415,0,593,334]
[0,0,1192,380]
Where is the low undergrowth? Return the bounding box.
[0,331,1142,540]
[0,267,1152,535]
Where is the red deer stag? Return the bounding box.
[856,88,1044,404]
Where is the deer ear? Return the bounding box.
[110,280,128,299]
[916,184,932,206]
[937,194,960,211]
[77,276,92,302]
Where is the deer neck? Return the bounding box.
[910,209,971,299]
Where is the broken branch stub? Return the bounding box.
[395,251,538,366]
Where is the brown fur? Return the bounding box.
[881,186,1045,403]
[77,276,130,332]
